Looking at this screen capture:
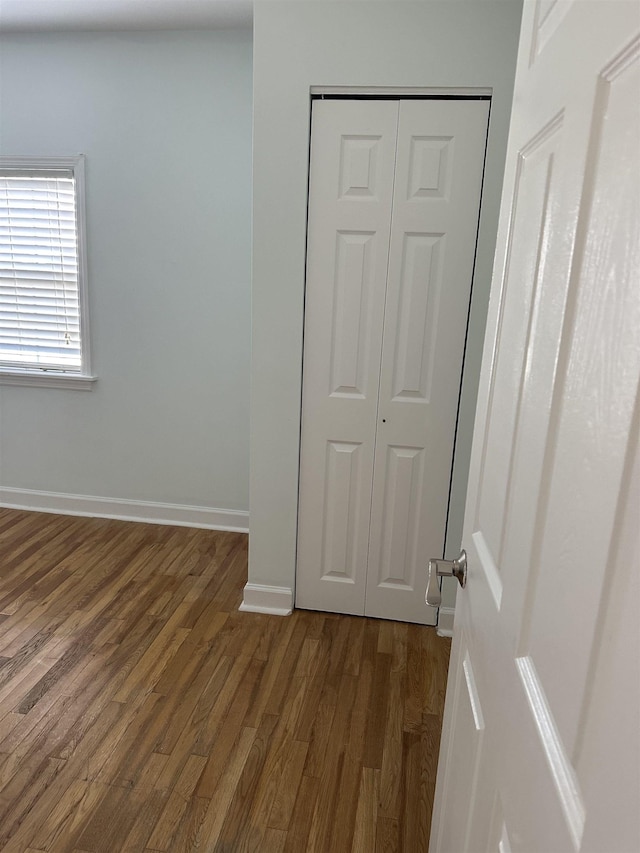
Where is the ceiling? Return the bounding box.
[0,0,254,32]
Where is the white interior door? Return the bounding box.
[296,98,489,623]
[430,2,640,851]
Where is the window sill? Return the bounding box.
[0,370,97,390]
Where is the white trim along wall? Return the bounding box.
[0,488,249,532]
[239,584,293,616]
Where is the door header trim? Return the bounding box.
[310,85,493,99]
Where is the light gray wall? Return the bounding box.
[250,0,522,608]
[0,29,253,512]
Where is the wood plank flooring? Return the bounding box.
[0,509,451,852]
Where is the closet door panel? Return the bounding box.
[296,100,399,615]
[365,99,490,624]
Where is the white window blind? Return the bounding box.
[0,166,83,372]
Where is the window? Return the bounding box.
[0,155,95,388]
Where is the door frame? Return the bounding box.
[295,87,493,628]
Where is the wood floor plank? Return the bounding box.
[378,670,406,819]
[190,652,253,759]
[267,739,308,832]
[330,754,368,853]
[262,615,308,717]
[404,624,424,733]
[95,691,166,788]
[329,622,380,851]
[0,656,59,719]
[166,794,209,853]
[0,647,111,759]
[352,767,380,853]
[213,712,279,851]
[28,778,90,851]
[233,676,310,848]
[362,648,392,769]
[306,673,358,852]
[120,789,170,852]
[16,618,109,714]
[282,773,320,853]
[145,790,192,852]
[0,700,125,844]
[0,756,67,848]
[74,784,146,853]
[292,629,331,743]
[301,699,336,779]
[135,751,170,791]
[190,725,257,849]
[375,816,400,853]
[194,656,266,799]
[242,614,298,729]
[77,695,154,786]
[0,606,55,658]
[263,827,288,852]
[0,510,451,852]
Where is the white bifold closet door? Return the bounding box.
[296,97,489,624]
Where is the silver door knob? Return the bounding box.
[425,550,467,607]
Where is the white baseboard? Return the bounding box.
[436,606,455,638]
[0,487,249,533]
[239,583,293,616]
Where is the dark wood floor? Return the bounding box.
[0,508,451,852]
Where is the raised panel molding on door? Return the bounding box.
[391,232,445,402]
[320,441,364,585]
[297,97,489,624]
[330,230,376,397]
